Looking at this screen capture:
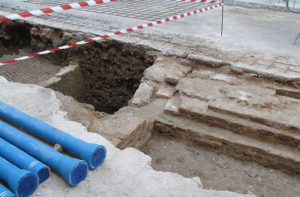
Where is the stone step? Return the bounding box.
[175,77,300,134]
[154,114,300,175]
[208,102,300,134]
[165,95,300,150]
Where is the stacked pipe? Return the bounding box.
[0,183,15,197]
[0,101,107,196]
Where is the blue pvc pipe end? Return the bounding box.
[71,162,88,186]
[60,159,88,187]
[35,167,50,183]
[8,170,38,197]
[88,144,107,170]
[0,184,15,197]
[29,161,50,183]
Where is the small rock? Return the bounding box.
[230,67,244,75]
[189,70,215,79]
[144,56,191,83]
[53,144,63,152]
[210,74,240,85]
[248,171,257,178]
[164,97,180,114]
[292,81,300,89]
[156,84,176,99]
[178,95,208,115]
[131,82,154,106]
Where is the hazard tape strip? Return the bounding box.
[0,0,116,23]
[0,2,223,66]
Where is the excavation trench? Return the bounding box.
[0,21,157,114]
[1,21,300,197]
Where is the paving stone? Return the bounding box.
[229,67,244,75]
[178,95,208,115]
[187,54,229,68]
[131,82,154,106]
[288,66,300,73]
[256,58,274,66]
[238,54,258,65]
[156,83,176,99]
[279,70,300,79]
[276,87,300,99]
[176,73,300,131]
[164,96,180,114]
[276,56,300,67]
[89,113,147,149]
[210,96,300,132]
[144,56,191,84]
[209,73,241,85]
[189,69,215,79]
[176,77,224,102]
[267,66,288,74]
[224,50,245,62]
[271,62,290,70]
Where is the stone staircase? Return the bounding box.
[153,68,300,175]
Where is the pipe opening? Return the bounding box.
[18,174,38,197]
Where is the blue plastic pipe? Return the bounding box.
[0,157,38,197]
[0,102,106,169]
[0,184,15,197]
[0,137,50,183]
[0,120,88,187]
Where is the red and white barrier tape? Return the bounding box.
[0,2,223,66]
[172,0,219,3]
[0,0,116,23]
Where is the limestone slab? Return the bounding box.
[131,82,154,106]
[156,83,176,99]
[144,56,191,84]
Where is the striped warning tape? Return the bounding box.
[0,0,116,23]
[0,2,223,66]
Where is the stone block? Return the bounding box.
[131,82,154,106]
[210,74,240,85]
[276,56,300,67]
[256,58,274,66]
[224,50,245,62]
[144,56,191,83]
[178,95,208,115]
[164,96,180,114]
[156,83,176,99]
[189,69,215,79]
[289,66,300,73]
[238,54,258,65]
[176,78,224,102]
[89,114,147,149]
[187,54,230,67]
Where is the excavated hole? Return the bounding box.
[70,42,156,114]
[0,21,156,114]
[0,21,32,57]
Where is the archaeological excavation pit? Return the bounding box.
[1,21,300,197]
[0,21,157,114]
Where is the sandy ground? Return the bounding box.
[142,133,300,197]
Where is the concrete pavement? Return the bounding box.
[0,0,300,83]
